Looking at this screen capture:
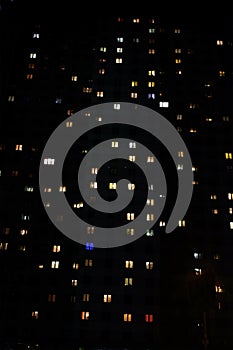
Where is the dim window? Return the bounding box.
[83,293,90,302]
[48,294,56,302]
[0,242,8,251]
[145,314,154,322]
[84,259,93,267]
[148,49,155,54]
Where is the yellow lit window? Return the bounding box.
[127,213,135,221]
[72,263,79,270]
[124,313,132,322]
[175,49,182,53]
[148,81,155,87]
[128,155,136,162]
[96,91,104,97]
[109,182,117,190]
[0,242,8,251]
[146,261,154,270]
[212,209,218,214]
[84,259,93,267]
[225,152,232,159]
[111,141,119,147]
[52,245,61,253]
[126,228,134,236]
[128,183,135,190]
[131,81,138,87]
[124,277,133,286]
[215,285,223,293]
[99,68,105,74]
[59,186,66,192]
[125,260,134,268]
[15,144,23,151]
[131,92,137,98]
[178,220,185,227]
[175,59,181,64]
[103,294,112,302]
[81,311,89,320]
[100,47,107,52]
[219,71,225,77]
[148,70,155,76]
[66,121,73,127]
[71,75,77,81]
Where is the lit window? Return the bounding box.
[15,144,23,151]
[126,228,134,236]
[212,209,218,214]
[195,268,202,276]
[26,74,33,80]
[117,37,123,42]
[131,92,137,98]
[81,311,89,320]
[0,242,8,251]
[177,164,183,170]
[111,141,119,148]
[96,91,104,97]
[148,81,155,87]
[18,245,26,252]
[149,18,155,24]
[219,71,225,77]
[32,311,39,319]
[99,68,105,74]
[44,158,55,165]
[128,155,136,162]
[84,259,93,267]
[215,285,224,293]
[28,63,35,69]
[146,214,154,221]
[133,38,140,43]
[127,213,135,221]
[189,103,198,109]
[125,260,134,268]
[59,186,66,192]
[145,314,154,322]
[72,279,78,286]
[148,70,155,76]
[73,263,79,270]
[148,49,155,54]
[73,202,84,209]
[190,128,197,133]
[148,93,155,99]
[30,53,36,58]
[178,220,185,227]
[146,229,154,236]
[71,75,77,81]
[124,313,132,322]
[146,199,155,206]
[117,47,123,53]
[20,229,28,236]
[99,58,107,63]
[100,47,107,52]
[175,59,182,64]
[103,294,112,303]
[128,183,135,190]
[51,261,59,269]
[176,70,182,75]
[129,142,136,148]
[213,254,220,260]
[225,153,232,159]
[52,245,60,253]
[223,116,230,122]
[109,182,117,189]
[87,226,95,234]
[149,184,154,191]
[44,187,51,192]
[133,18,140,23]
[159,101,169,108]
[8,95,14,102]
[175,48,182,53]
[33,33,40,38]
[217,40,224,45]
[21,214,30,221]
[230,222,233,229]
[116,58,123,63]
[90,181,98,189]
[146,261,154,270]
[174,28,181,33]
[48,294,56,302]
[83,293,90,302]
[124,277,133,286]
[83,87,92,93]
[194,252,203,259]
[12,170,19,176]
[131,81,138,87]
[211,194,217,200]
[149,28,155,33]
[67,109,74,116]
[229,208,233,214]
[114,103,121,110]
[147,156,155,163]
[85,242,94,250]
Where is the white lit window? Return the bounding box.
[66,121,73,127]
[87,226,95,234]
[8,95,15,102]
[116,58,123,63]
[128,183,135,190]
[90,181,98,189]
[146,214,154,221]
[33,33,40,38]
[30,53,37,58]
[71,75,77,81]
[159,101,169,108]
[73,263,79,270]
[146,229,154,236]
[91,167,98,175]
[148,93,155,99]
[146,261,154,270]
[59,186,66,192]
[177,164,183,170]
[51,261,59,269]
[133,18,140,23]
[211,194,217,200]
[117,37,123,42]
[175,48,182,53]
[195,268,202,275]
[229,208,233,214]
[114,103,121,110]
[174,28,181,33]
[177,114,182,120]
[72,279,78,286]
[194,252,203,259]
[149,28,155,33]
[146,199,155,206]
[44,158,55,165]
[129,142,136,148]
[83,87,92,93]
[99,68,105,74]
[20,229,28,236]
[147,156,155,163]
[217,40,224,46]
[117,47,123,53]
[230,222,233,229]
[133,38,140,43]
